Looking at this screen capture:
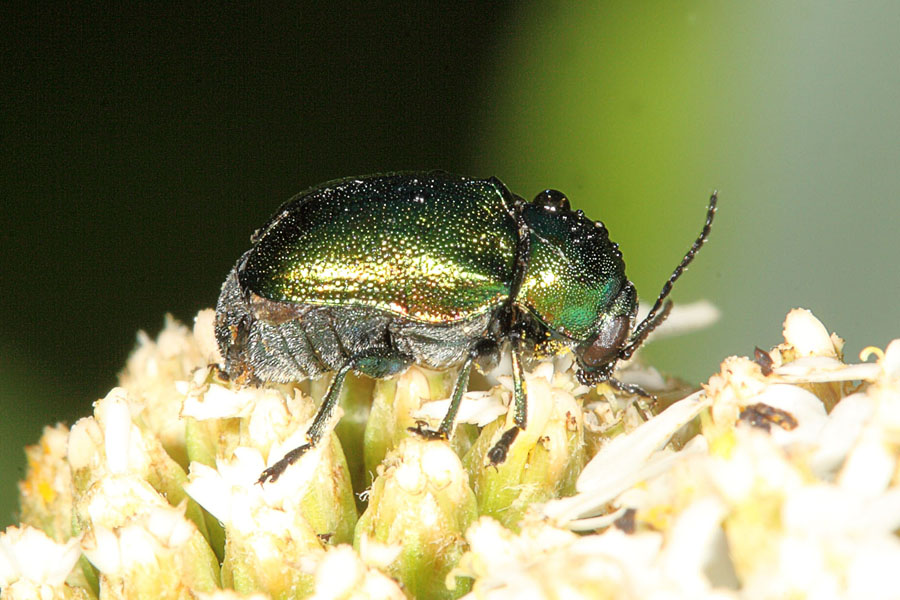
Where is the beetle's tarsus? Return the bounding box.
[408,421,448,440]
[634,396,656,421]
[210,363,230,384]
[258,443,312,484]
[607,377,653,398]
[487,426,521,466]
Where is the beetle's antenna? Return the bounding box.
[619,191,718,360]
[622,299,674,357]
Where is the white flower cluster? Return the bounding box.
[2,306,899,600]
[457,309,900,599]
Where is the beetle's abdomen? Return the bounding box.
[239,173,520,323]
[215,265,499,383]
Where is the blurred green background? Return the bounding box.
[2,2,899,529]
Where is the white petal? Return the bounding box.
[532,361,555,383]
[117,524,160,569]
[356,534,403,570]
[415,391,507,428]
[182,383,257,419]
[544,392,709,523]
[85,476,169,530]
[0,526,82,586]
[616,365,667,392]
[66,416,104,471]
[781,484,853,535]
[743,384,827,446]
[639,299,720,342]
[183,464,232,523]
[661,497,728,587]
[309,546,366,599]
[782,308,836,356]
[145,505,193,548]
[577,391,709,493]
[184,448,267,524]
[881,339,900,377]
[98,390,135,474]
[193,308,223,364]
[775,357,880,382]
[810,393,873,477]
[82,525,122,575]
[854,490,900,533]
[847,536,900,599]
[838,427,895,496]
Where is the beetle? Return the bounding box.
[215,171,717,483]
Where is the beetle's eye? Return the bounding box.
[581,315,630,369]
[532,189,570,212]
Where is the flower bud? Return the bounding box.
[363,366,454,485]
[355,438,477,599]
[17,424,74,543]
[464,362,586,528]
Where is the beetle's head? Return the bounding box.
[519,188,718,387]
[518,190,637,384]
[572,282,638,385]
[538,188,720,388]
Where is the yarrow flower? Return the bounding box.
[0,525,84,599]
[4,304,900,599]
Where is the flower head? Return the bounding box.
[8,306,900,599]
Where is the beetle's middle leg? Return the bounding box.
[409,339,499,440]
[408,352,475,441]
[486,335,528,466]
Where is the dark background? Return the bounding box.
[4,2,900,528]
[1,3,515,413]
[1,3,521,525]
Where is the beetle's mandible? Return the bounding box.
[215,171,718,483]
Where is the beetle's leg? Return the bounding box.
[437,351,476,437]
[408,350,476,440]
[486,336,528,466]
[508,337,528,431]
[606,377,655,421]
[607,377,652,398]
[258,363,351,484]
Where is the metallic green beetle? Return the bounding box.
[215,172,717,482]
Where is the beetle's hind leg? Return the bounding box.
[486,336,528,466]
[258,347,412,484]
[257,363,353,484]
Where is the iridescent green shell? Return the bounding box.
[239,172,521,323]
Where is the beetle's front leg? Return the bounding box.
[607,377,652,398]
[486,335,528,466]
[607,377,655,421]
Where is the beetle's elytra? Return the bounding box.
[215,171,718,483]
